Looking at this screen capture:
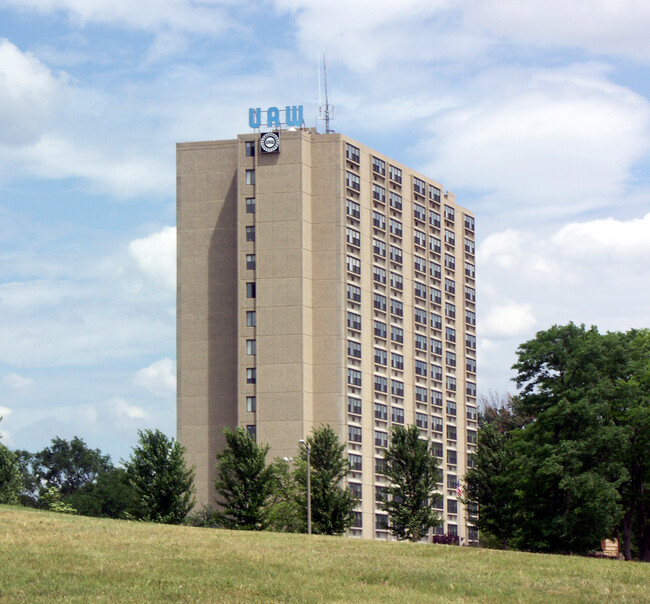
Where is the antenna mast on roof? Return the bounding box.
[318,53,334,133]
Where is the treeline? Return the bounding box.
[464,324,650,562]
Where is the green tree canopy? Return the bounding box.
[214,426,276,530]
[295,426,356,535]
[125,429,195,524]
[382,424,441,541]
[0,443,23,505]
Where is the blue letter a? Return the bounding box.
[267,107,280,128]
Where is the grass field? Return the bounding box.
[1,505,648,603]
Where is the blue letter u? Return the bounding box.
[249,108,261,128]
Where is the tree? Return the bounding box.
[381,424,441,541]
[0,443,23,505]
[67,468,139,519]
[294,426,356,535]
[266,457,303,533]
[32,436,113,497]
[214,426,275,530]
[125,429,195,524]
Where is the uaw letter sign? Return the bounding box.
[249,105,304,129]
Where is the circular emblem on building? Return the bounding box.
[260,132,280,153]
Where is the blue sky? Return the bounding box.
[2,0,650,463]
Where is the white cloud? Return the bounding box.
[134,357,176,397]
[1,0,236,34]
[111,396,147,420]
[464,0,650,63]
[2,373,33,390]
[425,65,650,216]
[0,38,64,145]
[0,405,12,418]
[482,302,536,338]
[129,226,176,291]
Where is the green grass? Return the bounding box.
[1,505,648,603]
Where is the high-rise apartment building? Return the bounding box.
[177,126,478,541]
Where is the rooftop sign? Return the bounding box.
[249,105,304,129]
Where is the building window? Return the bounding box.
[448,499,458,514]
[377,458,388,476]
[465,237,475,255]
[246,197,256,213]
[348,369,362,387]
[414,230,426,247]
[430,237,441,254]
[444,254,455,270]
[414,281,427,299]
[389,191,402,211]
[446,351,456,367]
[246,424,256,440]
[431,287,442,305]
[466,334,477,350]
[465,285,476,302]
[444,205,455,221]
[373,211,386,230]
[389,219,402,238]
[415,308,427,325]
[346,198,361,219]
[246,396,256,412]
[447,426,457,443]
[467,382,477,397]
[349,482,362,499]
[350,453,362,471]
[374,348,387,366]
[347,255,361,275]
[348,396,362,415]
[414,203,426,221]
[391,379,404,397]
[466,357,477,373]
[246,368,256,384]
[447,449,458,466]
[346,227,360,248]
[391,406,404,424]
[347,311,361,331]
[446,400,456,416]
[445,278,455,295]
[373,293,386,311]
[429,185,441,202]
[246,311,256,327]
[389,164,402,183]
[444,229,455,246]
[375,430,388,448]
[246,282,256,298]
[415,334,427,350]
[389,246,402,265]
[415,386,428,402]
[346,171,361,191]
[465,262,475,279]
[391,325,404,343]
[391,352,404,370]
[464,214,475,231]
[246,339,256,355]
[372,184,386,203]
[372,157,386,176]
[431,313,442,330]
[416,413,428,429]
[375,513,389,530]
[431,364,443,381]
[415,360,427,377]
[246,226,255,242]
[430,262,442,279]
[347,340,362,359]
[446,303,456,319]
[348,425,362,443]
[431,338,442,355]
[245,169,255,185]
[432,390,443,407]
[373,239,386,257]
[390,299,403,317]
[413,177,425,195]
[246,254,256,270]
[465,310,476,326]
[374,375,388,393]
[347,284,361,303]
[446,376,457,392]
[414,255,426,273]
[432,416,443,433]
[373,266,387,284]
[374,320,387,338]
[345,143,360,163]
[245,141,255,157]
[374,403,388,420]
[430,211,441,229]
[467,406,477,421]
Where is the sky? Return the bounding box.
[1,0,650,463]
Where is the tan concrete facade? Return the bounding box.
[177,129,478,541]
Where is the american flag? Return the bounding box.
[456,484,462,498]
